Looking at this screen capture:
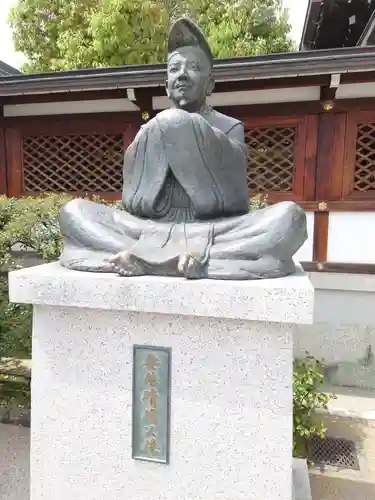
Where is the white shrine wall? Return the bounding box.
[327,212,375,264]
[3,85,321,117]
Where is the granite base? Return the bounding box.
[9,263,314,500]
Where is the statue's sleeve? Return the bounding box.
[122,111,249,219]
[122,122,169,217]
[226,122,246,145]
[156,111,249,217]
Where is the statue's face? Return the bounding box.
[166,46,214,111]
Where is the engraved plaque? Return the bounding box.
[132,345,171,464]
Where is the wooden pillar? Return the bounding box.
[5,128,23,198]
[0,127,7,195]
[313,92,346,267]
[0,104,6,195]
[133,88,156,122]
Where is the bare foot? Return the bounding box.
[108,250,147,277]
[178,252,206,279]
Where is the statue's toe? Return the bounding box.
[118,268,133,277]
[108,250,129,266]
[109,250,147,277]
[177,254,189,274]
[178,253,207,280]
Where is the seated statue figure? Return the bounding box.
[59,17,307,280]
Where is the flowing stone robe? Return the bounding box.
[59,108,307,279]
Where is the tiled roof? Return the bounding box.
[300,0,375,51]
[0,60,21,76]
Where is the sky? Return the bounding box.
[0,0,309,70]
[0,0,25,69]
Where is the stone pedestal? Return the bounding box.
[9,263,313,500]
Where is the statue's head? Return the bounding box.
[166,18,215,112]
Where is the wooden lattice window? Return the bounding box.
[342,112,375,201]
[354,122,375,192]
[241,116,316,203]
[22,133,124,193]
[6,116,315,202]
[245,125,297,193]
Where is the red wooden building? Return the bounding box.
[0,47,375,273]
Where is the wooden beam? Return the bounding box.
[2,89,129,105]
[320,85,338,102]
[315,112,346,202]
[341,71,375,84]
[3,111,142,132]
[5,128,23,197]
[133,88,154,116]
[312,212,329,263]
[0,103,5,195]
[0,128,6,195]
[334,97,375,112]
[301,261,375,274]
[310,105,351,262]
[218,100,322,118]
[137,96,375,117]
[302,200,375,211]
[303,115,319,201]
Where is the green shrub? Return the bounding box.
[0,280,31,358]
[0,194,117,358]
[249,193,268,211]
[293,354,335,458]
[0,194,72,359]
[0,194,69,268]
[0,373,30,409]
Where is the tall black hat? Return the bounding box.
[167,17,213,66]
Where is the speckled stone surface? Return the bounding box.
[0,423,30,500]
[9,262,314,324]
[30,305,294,500]
[9,263,314,499]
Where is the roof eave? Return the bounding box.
[299,0,314,50]
[0,60,22,76]
[2,47,375,96]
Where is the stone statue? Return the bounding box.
[59,17,307,280]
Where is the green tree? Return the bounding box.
[9,0,293,73]
[198,1,294,58]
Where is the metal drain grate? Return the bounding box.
[308,436,359,470]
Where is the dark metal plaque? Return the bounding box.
[132,345,171,464]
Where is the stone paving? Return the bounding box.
[0,423,29,500]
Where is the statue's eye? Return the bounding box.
[169,66,178,73]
